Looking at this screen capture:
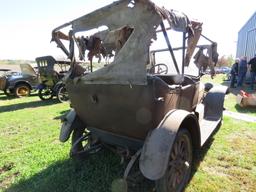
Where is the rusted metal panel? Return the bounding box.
[139,109,199,180]
[67,76,180,140]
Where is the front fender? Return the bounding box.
[203,85,228,120]
[53,81,64,92]
[59,109,76,142]
[139,109,196,180]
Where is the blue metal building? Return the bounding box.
[236,11,256,60]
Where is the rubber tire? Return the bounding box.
[57,85,69,103]
[38,88,53,100]
[70,117,101,159]
[155,129,193,192]
[14,84,31,97]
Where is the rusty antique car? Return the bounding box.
[52,0,228,191]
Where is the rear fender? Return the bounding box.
[139,109,198,180]
[59,109,77,142]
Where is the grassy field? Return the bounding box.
[0,74,256,192]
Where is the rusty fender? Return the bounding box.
[203,85,228,121]
[59,109,77,142]
[139,109,199,180]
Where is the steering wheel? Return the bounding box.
[149,63,168,74]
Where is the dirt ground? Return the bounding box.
[0,64,22,72]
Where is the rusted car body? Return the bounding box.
[52,0,228,191]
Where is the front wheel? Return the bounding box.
[57,85,69,103]
[14,84,31,97]
[38,87,53,100]
[156,129,193,192]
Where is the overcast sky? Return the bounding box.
[0,0,255,60]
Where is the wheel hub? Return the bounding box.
[18,87,29,96]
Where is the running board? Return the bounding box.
[196,85,228,146]
[199,118,221,146]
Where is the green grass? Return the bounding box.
[0,93,126,192]
[0,94,70,190]
[0,75,256,192]
[186,117,256,192]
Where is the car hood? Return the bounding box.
[20,64,37,76]
[7,74,24,80]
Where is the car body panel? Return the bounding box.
[139,109,199,180]
[20,63,37,77]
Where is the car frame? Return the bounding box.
[52,0,228,191]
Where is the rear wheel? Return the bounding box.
[14,84,31,97]
[38,87,53,100]
[156,129,193,192]
[71,119,101,159]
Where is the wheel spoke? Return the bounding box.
[58,87,69,102]
[177,139,183,155]
[163,130,192,192]
[173,142,178,157]
[179,140,186,159]
[170,150,176,160]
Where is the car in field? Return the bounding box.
[0,64,39,97]
[35,56,70,103]
[52,0,228,191]
[215,66,231,74]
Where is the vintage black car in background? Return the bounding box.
[0,64,39,97]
